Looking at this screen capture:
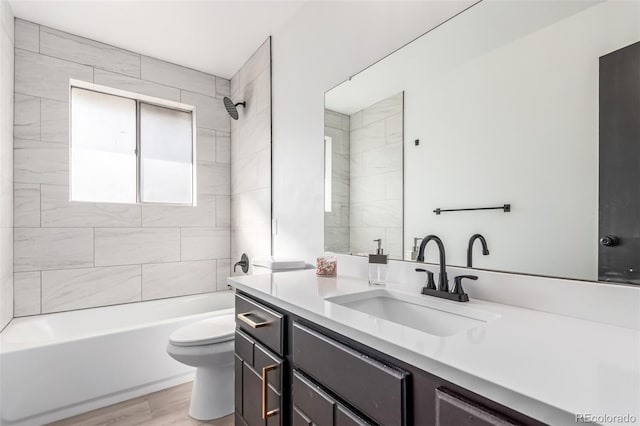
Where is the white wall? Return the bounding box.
[271,1,474,262]
[0,0,14,330]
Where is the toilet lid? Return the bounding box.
[169,314,235,347]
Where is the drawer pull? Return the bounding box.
[262,364,279,419]
[237,312,272,328]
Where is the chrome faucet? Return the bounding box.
[467,234,489,267]
[416,235,448,291]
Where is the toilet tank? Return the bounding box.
[251,257,308,274]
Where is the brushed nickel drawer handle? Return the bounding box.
[237,312,272,329]
[262,364,279,419]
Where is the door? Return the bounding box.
[599,41,640,285]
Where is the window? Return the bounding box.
[70,81,196,205]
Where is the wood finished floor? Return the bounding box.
[48,382,234,426]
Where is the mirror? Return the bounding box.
[324,93,404,259]
[324,0,640,285]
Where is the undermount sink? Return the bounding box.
[326,289,500,337]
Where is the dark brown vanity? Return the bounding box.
[233,291,546,426]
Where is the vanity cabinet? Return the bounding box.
[234,294,285,426]
[234,292,545,426]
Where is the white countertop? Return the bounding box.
[229,270,640,426]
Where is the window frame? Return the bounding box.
[69,79,198,206]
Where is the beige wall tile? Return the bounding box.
[94,69,180,102]
[181,227,230,261]
[40,26,140,77]
[42,265,141,313]
[14,271,41,316]
[141,194,214,227]
[14,93,40,140]
[181,90,230,132]
[14,228,94,272]
[141,56,214,96]
[40,99,68,143]
[142,260,215,300]
[14,183,40,227]
[41,184,141,227]
[216,259,231,291]
[14,138,68,185]
[95,228,180,266]
[15,49,93,101]
[14,19,38,53]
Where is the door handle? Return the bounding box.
[236,312,271,329]
[262,364,279,419]
[600,235,620,247]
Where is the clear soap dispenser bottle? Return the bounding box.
[369,239,388,286]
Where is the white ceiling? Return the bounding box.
[8,0,307,79]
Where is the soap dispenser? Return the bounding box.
[369,239,388,286]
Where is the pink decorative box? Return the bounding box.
[316,256,337,276]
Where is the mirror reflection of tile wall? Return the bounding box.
[324,110,350,254]
[325,92,403,259]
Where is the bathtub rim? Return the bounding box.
[0,291,235,354]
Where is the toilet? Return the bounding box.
[167,257,307,420]
[166,314,235,420]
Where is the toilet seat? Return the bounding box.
[169,314,235,347]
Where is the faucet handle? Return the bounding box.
[415,268,436,290]
[453,275,478,295]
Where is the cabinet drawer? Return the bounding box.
[293,408,312,426]
[293,370,336,426]
[236,294,284,356]
[336,405,372,426]
[435,388,520,426]
[292,322,409,426]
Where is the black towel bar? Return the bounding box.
[433,204,511,215]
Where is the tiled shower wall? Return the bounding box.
[349,92,403,259]
[12,19,232,316]
[324,109,350,253]
[230,38,271,273]
[0,0,14,329]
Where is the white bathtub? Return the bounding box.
[0,291,234,426]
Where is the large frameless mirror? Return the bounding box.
[324,0,640,285]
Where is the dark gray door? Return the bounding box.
[599,41,640,285]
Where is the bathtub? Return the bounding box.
[0,291,234,426]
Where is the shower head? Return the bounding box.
[223,96,246,120]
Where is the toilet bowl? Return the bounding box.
[166,314,235,420]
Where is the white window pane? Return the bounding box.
[71,87,137,203]
[140,103,193,204]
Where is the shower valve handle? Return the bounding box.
[234,253,250,274]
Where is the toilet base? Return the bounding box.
[189,363,234,420]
